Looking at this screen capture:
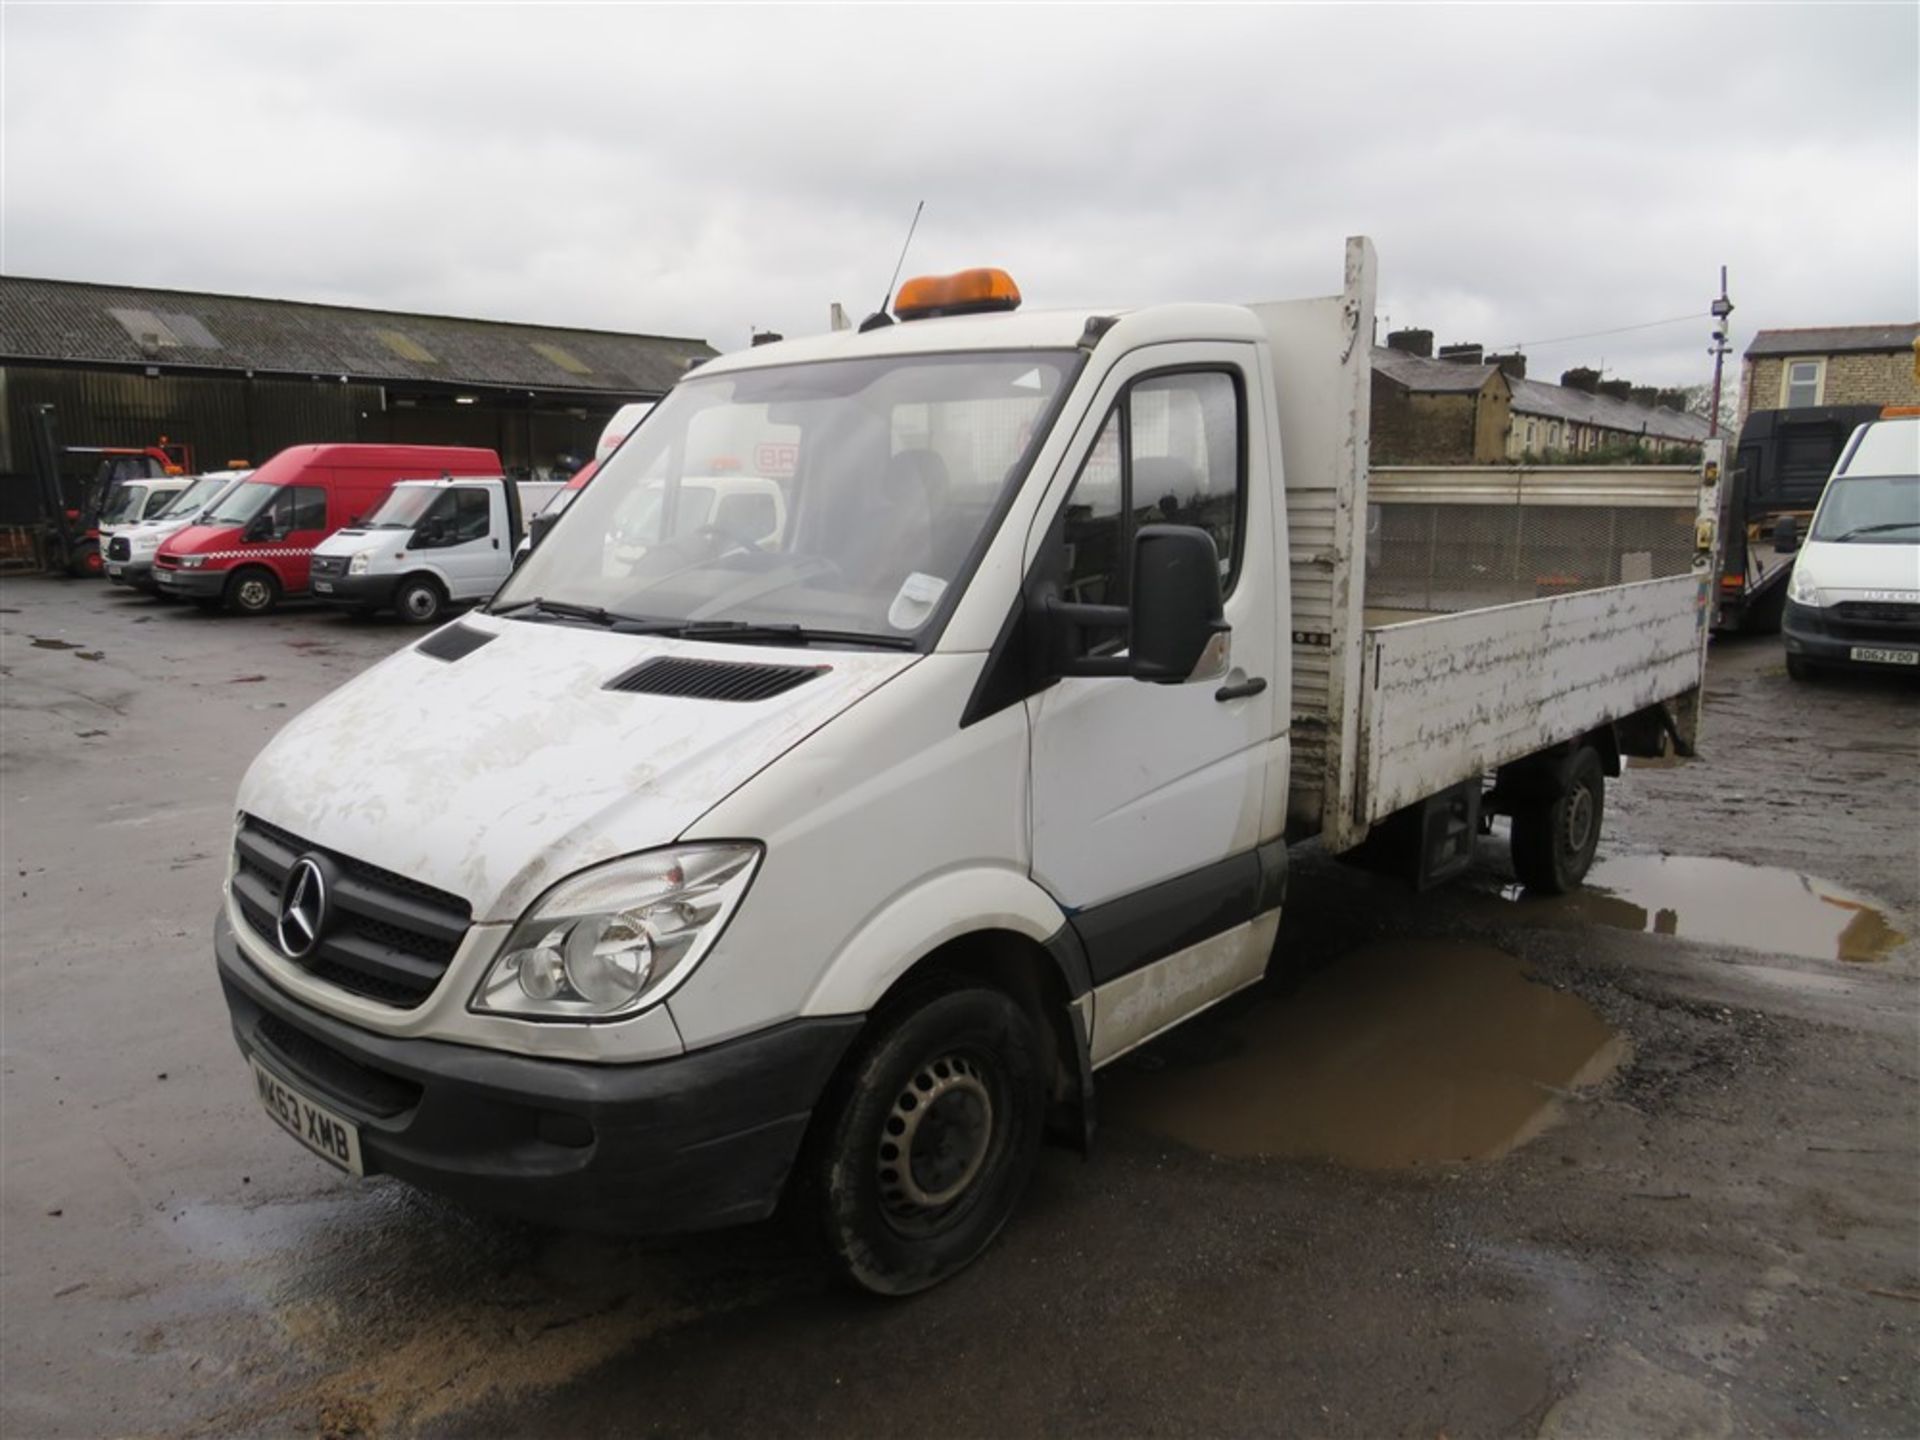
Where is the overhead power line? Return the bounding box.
[1503,312,1709,352]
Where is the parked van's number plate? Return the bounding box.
[1850,646,1918,667]
[313,581,334,593]
[250,1056,363,1175]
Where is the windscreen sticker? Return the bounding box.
[888,572,948,632]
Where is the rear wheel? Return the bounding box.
[224,568,281,616]
[803,982,1046,1296]
[1511,746,1604,894]
[394,575,447,625]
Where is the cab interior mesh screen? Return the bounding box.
[604,656,827,702]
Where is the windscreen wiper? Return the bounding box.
[1830,521,1920,540]
[489,596,621,626]
[648,619,918,650]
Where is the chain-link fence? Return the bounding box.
[1364,467,1700,617]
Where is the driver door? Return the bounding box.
[1024,344,1283,1065]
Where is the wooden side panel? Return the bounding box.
[1358,573,1711,824]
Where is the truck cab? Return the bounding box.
[104,470,252,591]
[1780,412,1920,677]
[309,476,564,623]
[216,244,1719,1295]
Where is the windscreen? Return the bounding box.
[496,349,1078,643]
[1809,475,1920,543]
[160,473,246,521]
[364,488,440,529]
[98,485,149,525]
[205,482,281,526]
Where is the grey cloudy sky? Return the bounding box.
[4,3,1915,395]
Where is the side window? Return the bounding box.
[290,486,327,532]
[451,487,491,542]
[1055,367,1244,608]
[142,489,176,519]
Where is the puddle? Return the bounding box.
[30,637,82,650]
[1499,855,1905,964]
[1103,941,1624,1168]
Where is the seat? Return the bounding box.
[842,450,944,591]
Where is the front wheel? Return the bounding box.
[394,575,447,625]
[1786,655,1821,682]
[803,982,1047,1296]
[224,568,281,616]
[1511,746,1604,894]
[66,541,103,579]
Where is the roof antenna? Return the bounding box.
[859,200,924,333]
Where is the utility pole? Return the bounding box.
[1707,266,1734,437]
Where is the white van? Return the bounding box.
[309,476,563,623]
[1781,412,1920,678]
[103,470,252,591]
[216,242,1722,1294]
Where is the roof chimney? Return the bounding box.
[1386,328,1433,358]
[1487,351,1527,380]
[1438,343,1484,365]
[1561,366,1601,394]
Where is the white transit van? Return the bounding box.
[1780,411,1920,679]
[217,241,1723,1293]
[103,469,252,591]
[308,476,563,623]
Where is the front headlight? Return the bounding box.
[471,844,761,1020]
[179,554,206,569]
[1786,566,1824,607]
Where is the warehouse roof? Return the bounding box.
[1745,324,1920,359]
[1371,345,1502,394]
[1509,376,1709,443]
[0,276,715,395]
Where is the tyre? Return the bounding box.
[66,541,103,579]
[224,568,281,616]
[1786,655,1821,682]
[394,575,447,625]
[802,982,1047,1296]
[1511,746,1604,895]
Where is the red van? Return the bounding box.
[153,444,501,614]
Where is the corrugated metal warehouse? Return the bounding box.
[0,277,717,523]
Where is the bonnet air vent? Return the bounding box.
[415,623,496,662]
[605,656,827,702]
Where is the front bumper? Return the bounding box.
[310,570,400,609]
[108,558,157,589]
[153,565,225,599]
[216,910,862,1234]
[1783,600,1920,667]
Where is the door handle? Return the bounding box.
[492,537,500,549]
[1215,676,1267,703]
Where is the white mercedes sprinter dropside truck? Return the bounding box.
[217,240,1723,1293]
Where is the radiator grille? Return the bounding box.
[231,815,470,1009]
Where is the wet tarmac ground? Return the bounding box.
[2,576,1916,1438]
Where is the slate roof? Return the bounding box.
[0,276,715,396]
[1371,345,1501,394]
[1745,324,1920,359]
[1509,376,1709,443]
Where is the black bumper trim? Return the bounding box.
[216,910,864,1234]
[152,566,226,598]
[311,572,402,608]
[1783,600,1920,665]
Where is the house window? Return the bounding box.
[1783,359,1824,408]
[1526,420,1537,448]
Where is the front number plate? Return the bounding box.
[313,581,334,593]
[1850,646,1919,666]
[251,1057,364,1175]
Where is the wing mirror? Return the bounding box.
[1050,524,1230,684]
[1773,515,1799,554]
